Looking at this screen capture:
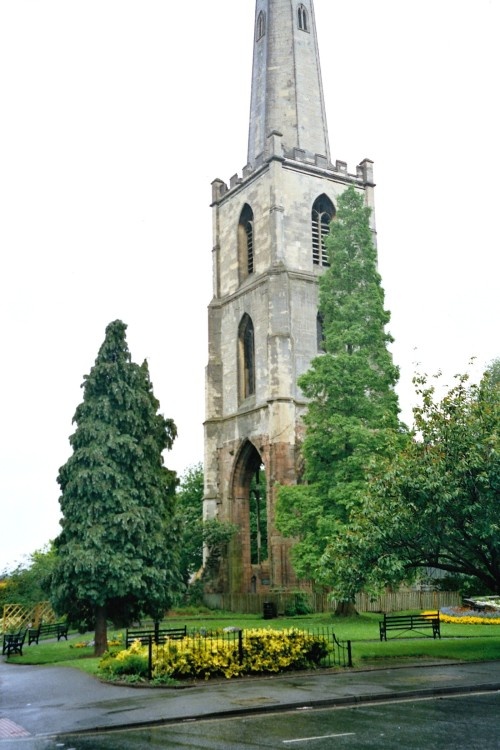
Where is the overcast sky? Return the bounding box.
[1,0,498,572]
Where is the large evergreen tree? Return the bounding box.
[51,320,180,655]
[277,187,404,600]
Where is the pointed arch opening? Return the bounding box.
[298,4,309,32]
[238,204,255,282]
[250,463,268,565]
[312,194,334,267]
[229,440,268,592]
[238,313,255,402]
[256,10,266,40]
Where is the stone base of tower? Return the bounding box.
[203,416,306,595]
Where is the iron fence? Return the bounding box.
[144,626,352,680]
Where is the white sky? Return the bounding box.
[1,0,499,572]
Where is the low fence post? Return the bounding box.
[238,629,244,665]
[346,640,353,668]
[148,635,153,681]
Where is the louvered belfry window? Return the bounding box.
[312,194,334,267]
[238,204,255,282]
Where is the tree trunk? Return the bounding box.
[335,600,358,616]
[94,605,108,657]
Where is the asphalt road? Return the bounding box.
[5,692,499,750]
[2,657,500,748]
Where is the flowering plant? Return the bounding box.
[422,608,500,625]
[99,629,329,681]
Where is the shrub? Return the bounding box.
[99,639,148,679]
[99,629,329,682]
[284,592,313,617]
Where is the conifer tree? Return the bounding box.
[51,320,180,655]
[277,187,403,600]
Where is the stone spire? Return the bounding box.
[247,0,330,168]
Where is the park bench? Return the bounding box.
[379,611,441,641]
[2,629,27,657]
[28,622,69,645]
[125,625,187,648]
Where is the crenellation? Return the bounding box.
[315,154,328,169]
[229,173,243,189]
[212,151,368,207]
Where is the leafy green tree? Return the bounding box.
[0,544,56,608]
[50,320,180,655]
[250,467,268,564]
[176,463,204,587]
[276,187,403,605]
[322,363,500,596]
[174,463,239,599]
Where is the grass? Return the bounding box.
[4,611,499,675]
[355,637,500,664]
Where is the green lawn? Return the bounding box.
[5,611,499,675]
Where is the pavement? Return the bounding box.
[1,654,500,742]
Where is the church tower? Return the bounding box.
[204,0,376,594]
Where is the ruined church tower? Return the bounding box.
[204,0,376,594]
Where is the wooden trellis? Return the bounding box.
[2,602,56,633]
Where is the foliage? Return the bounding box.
[100,629,329,681]
[321,363,500,597]
[99,639,149,678]
[249,468,268,564]
[284,591,314,617]
[276,187,403,594]
[175,463,204,587]
[434,573,493,598]
[198,519,239,588]
[0,545,56,608]
[50,320,181,655]
[174,463,238,595]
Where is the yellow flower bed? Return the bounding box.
[100,628,329,681]
[423,610,500,626]
[153,628,328,680]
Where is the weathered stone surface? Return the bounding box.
[204,0,377,594]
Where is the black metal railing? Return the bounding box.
[143,627,352,680]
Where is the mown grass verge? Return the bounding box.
[4,611,499,676]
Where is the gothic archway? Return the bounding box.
[228,440,269,593]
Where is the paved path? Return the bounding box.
[1,656,500,742]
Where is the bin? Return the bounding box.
[263,601,277,619]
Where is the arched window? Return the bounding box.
[238,204,254,282]
[256,10,266,40]
[316,312,325,351]
[298,4,309,32]
[238,314,255,401]
[312,194,334,266]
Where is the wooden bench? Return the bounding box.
[28,622,69,645]
[125,625,187,648]
[379,612,441,641]
[2,629,27,657]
